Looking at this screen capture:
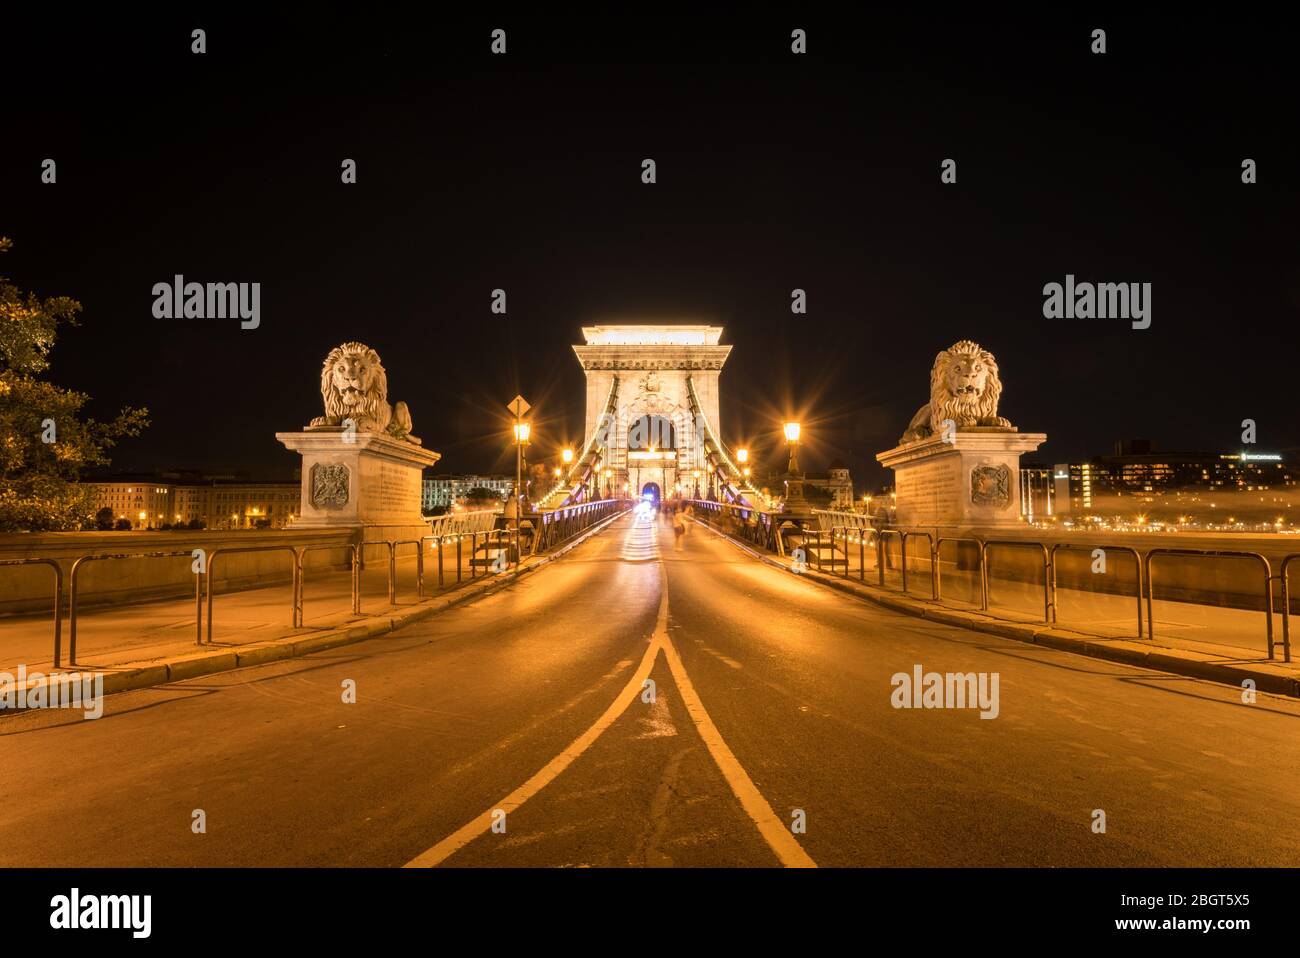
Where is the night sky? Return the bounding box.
[5,11,1297,488]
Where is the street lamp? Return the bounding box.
[513,419,531,540]
[562,447,574,465]
[693,469,701,499]
[782,422,805,508]
[737,447,749,464]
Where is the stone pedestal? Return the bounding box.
[275,429,441,541]
[876,428,1046,530]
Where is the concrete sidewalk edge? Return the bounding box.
[3,509,629,710]
[692,520,1300,699]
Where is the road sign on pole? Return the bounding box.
[507,395,530,419]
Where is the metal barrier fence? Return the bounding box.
[0,558,63,667]
[70,551,199,664]
[935,536,984,607]
[702,520,1295,661]
[205,545,298,644]
[1050,543,1144,638]
[529,499,628,553]
[982,540,1052,623]
[2,507,629,668]
[1143,549,1275,657]
[1278,554,1300,663]
[684,499,781,553]
[297,542,359,621]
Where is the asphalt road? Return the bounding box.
[4,512,1299,867]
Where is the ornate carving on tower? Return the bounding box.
[573,325,731,500]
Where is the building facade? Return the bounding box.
[83,476,300,529]
[573,325,729,502]
[1052,440,1299,515]
[421,476,514,511]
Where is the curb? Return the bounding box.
[1,509,629,712]
[693,520,1300,699]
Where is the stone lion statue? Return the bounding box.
[309,341,417,442]
[900,339,1012,444]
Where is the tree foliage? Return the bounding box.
[0,238,149,531]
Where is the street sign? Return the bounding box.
[507,395,531,418]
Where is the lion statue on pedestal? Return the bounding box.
[308,341,418,443]
[900,339,1012,444]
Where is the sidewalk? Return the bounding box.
[0,511,624,703]
[696,522,1300,698]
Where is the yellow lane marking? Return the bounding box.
[657,614,817,866]
[403,578,668,868]
[404,535,817,868]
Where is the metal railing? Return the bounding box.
[683,499,780,553]
[1050,543,1144,638]
[1144,549,1274,657]
[529,498,628,553]
[70,551,200,664]
[297,542,359,620]
[1278,554,1300,663]
[935,536,985,607]
[982,540,1052,622]
[903,531,937,600]
[0,558,64,667]
[393,539,424,601]
[832,526,877,582]
[205,545,298,644]
[425,510,498,538]
[698,522,1294,660]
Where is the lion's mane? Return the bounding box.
[899,339,1010,443]
[929,340,1002,427]
[318,341,392,433]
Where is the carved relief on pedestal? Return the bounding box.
[311,463,350,508]
[970,464,1011,508]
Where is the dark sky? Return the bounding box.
[5,10,1297,488]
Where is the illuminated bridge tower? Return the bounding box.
[573,326,731,501]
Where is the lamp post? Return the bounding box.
[782,421,806,508]
[512,419,531,541]
[506,394,532,544]
[692,469,701,500]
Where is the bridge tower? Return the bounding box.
[573,326,730,500]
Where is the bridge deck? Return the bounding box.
[3,511,1300,867]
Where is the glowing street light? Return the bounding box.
[507,395,532,549]
[736,447,749,464]
[562,448,574,464]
